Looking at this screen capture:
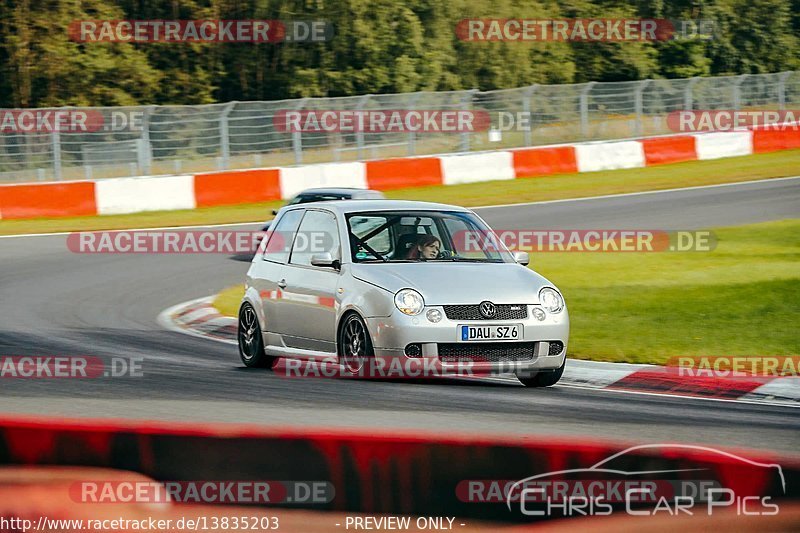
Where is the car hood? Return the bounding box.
[350,262,554,305]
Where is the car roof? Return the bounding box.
[285,199,472,214]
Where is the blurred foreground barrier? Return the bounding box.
[1,467,799,532]
[0,415,797,522]
[1,126,799,220]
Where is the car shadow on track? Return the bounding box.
[230,366,521,388]
[229,253,256,262]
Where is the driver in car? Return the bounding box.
[406,234,441,260]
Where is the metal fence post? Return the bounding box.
[52,130,62,180]
[219,102,235,170]
[138,106,155,175]
[523,85,537,146]
[460,89,478,152]
[136,140,150,176]
[292,98,308,164]
[778,71,792,110]
[733,74,748,110]
[579,82,596,139]
[683,77,700,111]
[634,79,651,137]
[355,94,371,160]
[407,92,421,155]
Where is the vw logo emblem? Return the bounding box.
[479,301,496,318]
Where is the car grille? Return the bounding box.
[437,342,536,363]
[443,304,528,321]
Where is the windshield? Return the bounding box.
[346,210,514,263]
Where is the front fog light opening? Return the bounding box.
[426,308,442,323]
[531,307,546,321]
[405,344,422,357]
[548,341,564,356]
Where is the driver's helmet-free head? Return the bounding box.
[407,234,441,260]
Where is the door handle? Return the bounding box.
[277,279,287,289]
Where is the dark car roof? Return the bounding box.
[287,199,471,213]
[296,188,384,198]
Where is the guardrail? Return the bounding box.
[0,71,798,183]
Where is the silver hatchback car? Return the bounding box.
[238,200,569,386]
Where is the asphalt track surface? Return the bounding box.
[1,177,799,453]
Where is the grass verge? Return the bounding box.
[2,149,799,236]
[213,284,246,319]
[211,219,799,364]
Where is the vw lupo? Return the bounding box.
[239,200,569,387]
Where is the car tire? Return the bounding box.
[338,313,374,375]
[238,302,274,368]
[517,360,565,387]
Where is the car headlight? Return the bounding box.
[539,287,564,314]
[395,289,425,316]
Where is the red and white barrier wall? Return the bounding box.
[1,126,799,220]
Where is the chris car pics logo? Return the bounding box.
[505,444,784,518]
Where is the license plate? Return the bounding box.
[459,324,523,342]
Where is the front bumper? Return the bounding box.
[365,304,569,375]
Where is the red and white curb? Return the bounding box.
[159,297,800,406]
[564,359,800,405]
[157,296,237,345]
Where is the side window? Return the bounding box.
[350,215,392,257]
[262,209,304,264]
[290,210,340,267]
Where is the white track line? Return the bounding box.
[474,174,800,210]
[2,175,798,240]
[555,383,800,409]
[0,220,264,240]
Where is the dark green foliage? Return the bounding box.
[0,0,796,106]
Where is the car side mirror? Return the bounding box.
[513,251,530,266]
[271,209,279,215]
[310,252,340,270]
